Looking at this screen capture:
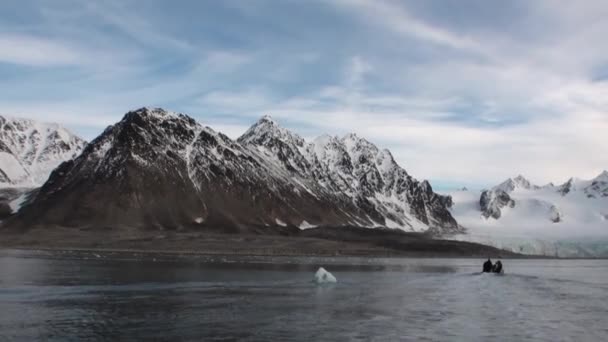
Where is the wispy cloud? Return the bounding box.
[0,34,82,66]
[329,0,484,52]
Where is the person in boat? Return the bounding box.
[482,258,493,273]
[492,260,503,274]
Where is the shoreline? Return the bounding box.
[0,226,525,259]
[1,246,580,260]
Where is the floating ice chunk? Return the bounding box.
[314,267,337,284]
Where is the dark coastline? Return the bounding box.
[0,226,523,258]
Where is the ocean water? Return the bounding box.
[0,250,607,341]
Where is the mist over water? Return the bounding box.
[1,250,607,341]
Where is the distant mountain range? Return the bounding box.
[448,174,608,257]
[0,115,86,218]
[2,109,606,256]
[3,108,459,234]
[0,115,85,187]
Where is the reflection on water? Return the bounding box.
[0,249,607,341]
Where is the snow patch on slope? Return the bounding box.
[9,192,28,213]
[0,152,28,185]
[299,220,317,229]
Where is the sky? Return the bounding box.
[1,0,607,190]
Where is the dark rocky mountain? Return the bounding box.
[480,188,515,219]
[238,117,458,232]
[479,175,542,219]
[6,108,460,234]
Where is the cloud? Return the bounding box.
[81,1,194,51]
[199,51,253,73]
[0,34,81,66]
[1,0,607,188]
[196,89,273,112]
[329,0,484,52]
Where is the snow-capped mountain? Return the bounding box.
[239,116,457,232]
[0,115,86,187]
[494,175,540,193]
[447,174,608,257]
[7,108,459,234]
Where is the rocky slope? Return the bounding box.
[0,115,86,187]
[6,108,459,234]
[448,173,608,257]
[238,116,458,232]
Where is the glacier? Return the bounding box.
[446,174,608,257]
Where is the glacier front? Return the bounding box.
[446,174,608,257]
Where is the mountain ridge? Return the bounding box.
[5,107,460,234]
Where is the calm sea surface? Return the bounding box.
[0,250,607,341]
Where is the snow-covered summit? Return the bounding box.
[0,115,86,187]
[258,114,277,124]
[239,114,305,145]
[494,175,539,193]
[553,171,608,198]
[596,170,608,179]
[239,115,459,233]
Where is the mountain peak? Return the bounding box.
[258,114,276,125]
[595,170,608,180]
[514,174,527,181]
[238,114,306,150]
[494,174,537,193]
[0,115,86,187]
[513,175,534,188]
[341,132,376,151]
[312,133,335,146]
[129,107,176,120]
[342,132,361,141]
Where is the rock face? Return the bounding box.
[0,115,86,187]
[8,108,460,234]
[238,116,459,233]
[480,189,514,219]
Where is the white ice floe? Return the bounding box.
[314,267,337,284]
